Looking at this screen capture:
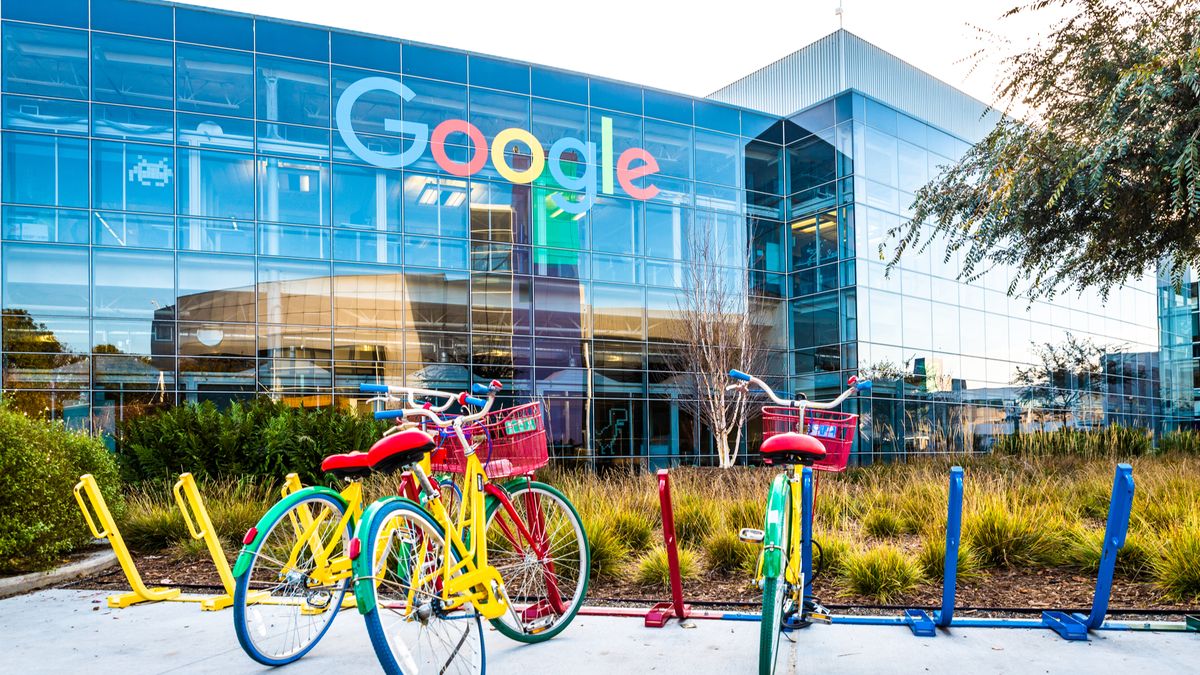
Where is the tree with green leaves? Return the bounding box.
[886,0,1200,298]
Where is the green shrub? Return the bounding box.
[118,477,279,553]
[117,398,388,483]
[582,515,629,579]
[992,427,1151,458]
[673,495,721,548]
[965,499,1066,568]
[915,531,984,581]
[703,531,757,574]
[840,545,924,602]
[610,509,656,553]
[1152,523,1200,602]
[0,405,123,573]
[1158,430,1200,455]
[862,508,904,538]
[728,498,766,530]
[814,531,853,575]
[1064,526,1154,580]
[634,545,699,587]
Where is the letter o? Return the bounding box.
[490,128,545,184]
[431,119,487,176]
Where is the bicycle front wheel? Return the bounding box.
[359,499,485,675]
[233,490,351,666]
[485,479,590,643]
[759,488,793,675]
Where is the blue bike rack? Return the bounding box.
[904,466,962,637]
[1041,463,1134,641]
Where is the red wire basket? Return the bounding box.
[428,402,548,479]
[761,406,858,472]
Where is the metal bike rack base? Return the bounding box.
[1042,611,1089,641]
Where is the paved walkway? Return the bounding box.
[4,590,1196,673]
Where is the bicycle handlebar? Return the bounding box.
[363,381,501,428]
[727,370,870,410]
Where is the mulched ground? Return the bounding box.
[62,551,1199,622]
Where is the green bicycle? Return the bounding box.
[728,368,870,675]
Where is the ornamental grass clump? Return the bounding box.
[610,509,656,553]
[964,498,1066,568]
[1151,522,1200,602]
[915,530,984,581]
[673,494,722,548]
[862,508,904,538]
[1064,525,1155,580]
[840,545,924,603]
[703,531,757,574]
[634,545,699,587]
[582,514,628,580]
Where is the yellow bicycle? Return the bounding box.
[231,386,459,666]
[350,381,590,674]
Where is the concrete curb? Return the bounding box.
[0,548,117,599]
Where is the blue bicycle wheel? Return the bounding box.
[358,499,486,675]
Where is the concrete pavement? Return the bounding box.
[3,590,1196,673]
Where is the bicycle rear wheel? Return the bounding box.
[759,489,792,675]
[485,479,589,642]
[233,491,350,666]
[358,499,485,675]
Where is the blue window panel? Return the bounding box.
[259,223,330,259]
[790,101,834,139]
[531,67,586,104]
[256,257,333,326]
[256,19,329,61]
[257,122,331,160]
[470,56,529,94]
[402,173,469,238]
[643,90,691,125]
[92,140,175,213]
[331,31,400,72]
[404,236,467,269]
[332,164,401,231]
[643,119,692,180]
[2,242,89,316]
[1,23,89,100]
[695,128,740,187]
[531,98,588,148]
[403,44,467,83]
[469,88,530,137]
[333,229,402,264]
[2,132,88,208]
[834,93,854,124]
[177,45,255,118]
[93,248,175,319]
[176,112,254,151]
[865,97,898,135]
[257,55,330,128]
[3,0,88,27]
[177,218,254,254]
[694,101,739,135]
[91,33,174,108]
[589,79,640,114]
[176,8,253,51]
[91,0,172,39]
[744,115,784,145]
[258,156,331,226]
[176,252,255,321]
[92,104,173,142]
[93,211,174,249]
[926,126,957,160]
[402,76,467,131]
[2,95,88,136]
[333,66,405,140]
[176,148,255,220]
[2,206,89,244]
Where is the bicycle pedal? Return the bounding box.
[739,528,764,544]
[807,612,833,624]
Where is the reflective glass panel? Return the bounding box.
[91,33,173,108]
[176,45,255,118]
[93,248,174,319]
[92,140,175,213]
[1,23,88,100]
[2,243,88,317]
[177,148,255,220]
[2,132,88,208]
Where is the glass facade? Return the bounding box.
[0,0,1170,465]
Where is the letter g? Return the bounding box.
[336,77,428,169]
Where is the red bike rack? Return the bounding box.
[645,469,691,627]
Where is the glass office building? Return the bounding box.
[0,0,1168,465]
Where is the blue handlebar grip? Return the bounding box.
[471,383,490,395]
[462,395,487,407]
[373,409,406,420]
[729,369,751,382]
[360,384,389,393]
[856,380,873,393]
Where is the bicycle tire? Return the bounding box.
[484,480,590,643]
[759,485,792,675]
[233,490,351,666]
[357,498,486,675]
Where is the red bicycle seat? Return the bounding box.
[365,429,436,475]
[321,452,372,479]
[760,432,826,466]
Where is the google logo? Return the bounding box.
[336,77,660,215]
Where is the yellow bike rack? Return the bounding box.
[73,474,183,608]
[173,473,270,611]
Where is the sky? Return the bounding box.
[173,0,1065,108]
